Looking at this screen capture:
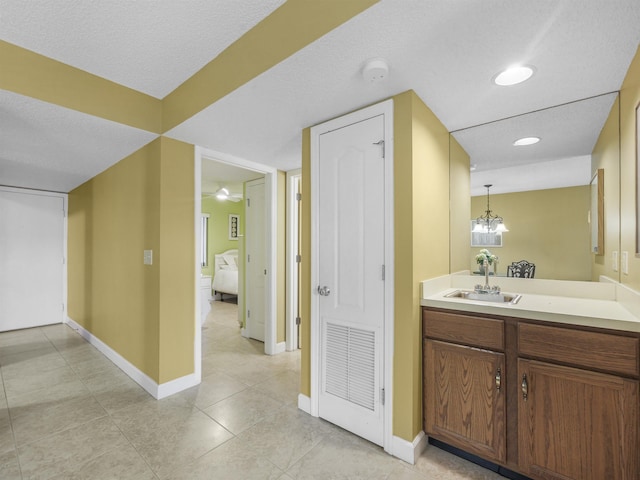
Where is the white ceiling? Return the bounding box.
[0,0,285,99]
[1,1,639,193]
[0,90,157,192]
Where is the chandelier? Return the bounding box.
[473,184,508,233]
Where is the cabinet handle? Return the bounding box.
[521,374,528,401]
[495,367,502,391]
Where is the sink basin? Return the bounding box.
[445,289,522,305]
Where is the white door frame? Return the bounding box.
[286,169,301,351]
[309,100,394,453]
[194,147,279,369]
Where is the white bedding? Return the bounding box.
[212,249,238,297]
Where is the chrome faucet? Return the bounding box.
[484,259,490,290]
[474,259,501,295]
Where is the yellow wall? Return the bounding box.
[620,46,640,290]
[67,137,195,384]
[469,187,591,280]
[394,91,451,441]
[449,136,471,272]
[592,96,621,281]
[162,0,379,131]
[158,138,196,383]
[201,197,244,277]
[0,40,162,133]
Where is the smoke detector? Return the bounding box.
[362,58,389,83]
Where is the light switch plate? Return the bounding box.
[144,249,153,265]
[621,251,628,275]
[612,251,619,272]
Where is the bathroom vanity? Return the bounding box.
[421,275,640,480]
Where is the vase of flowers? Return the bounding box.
[475,249,498,274]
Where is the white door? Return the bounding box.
[245,178,266,342]
[317,114,386,445]
[0,189,65,332]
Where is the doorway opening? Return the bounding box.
[194,147,280,383]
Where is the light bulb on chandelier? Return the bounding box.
[474,184,508,233]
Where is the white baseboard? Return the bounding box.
[65,317,199,399]
[156,372,200,399]
[274,341,286,354]
[296,390,425,464]
[240,327,249,338]
[391,431,427,465]
[297,394,311,414]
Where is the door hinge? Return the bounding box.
[295,316,301,326]
[381,264,385,280]
[247,198,251,207]
[264,269,267,275]
[62,303,65,312]
[247,254,250,262]
[62,257,66,265]
[373,139,385,158]
[296,192,302,201]
[296,254,301,263]
[247,310,250,318]
[380,387,385,405]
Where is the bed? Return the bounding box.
[211,249,239,301]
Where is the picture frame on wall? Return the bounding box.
[229,214,239,240]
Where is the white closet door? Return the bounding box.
[0,189,65,332]
[317,113,386,446]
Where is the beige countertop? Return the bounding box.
[421,274,640,333]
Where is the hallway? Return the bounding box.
[0,302,502,479]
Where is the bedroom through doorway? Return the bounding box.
[201,157,264,346]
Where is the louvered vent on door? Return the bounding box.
[325,323,376,410]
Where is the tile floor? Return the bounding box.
[0,300,504,479]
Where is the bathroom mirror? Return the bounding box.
[451,93,621,282]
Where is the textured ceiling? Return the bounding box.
[0,90,157,192]
[0,0,285,98]
[167,0,640,177]
[1,1,640,193]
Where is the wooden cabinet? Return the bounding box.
[423,309,506,463]
[518,359,638,480]
[423,307,640,480]
[517,323,639,480]
[424,339,506,462]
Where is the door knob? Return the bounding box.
[317,286,331,296]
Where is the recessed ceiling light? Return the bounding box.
[493,65,534,86]
[470,163,477,171]
[513,136,540,146]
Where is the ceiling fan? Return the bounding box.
[204,186,243,202]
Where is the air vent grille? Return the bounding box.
[325,323,375,410]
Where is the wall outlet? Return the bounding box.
[621,251,628,275]
[144,249,153,265]
[612,251,619,272]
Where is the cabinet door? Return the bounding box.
[518,359,638,480]
[425,339,506,463]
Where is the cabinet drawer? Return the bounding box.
[518,322,639,377]
[423,309,504,351]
